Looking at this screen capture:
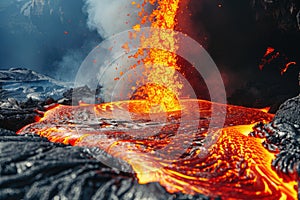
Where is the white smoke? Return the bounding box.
[83,0,153,38]
[73,0,155,102]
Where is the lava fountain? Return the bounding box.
[18,0,297,199]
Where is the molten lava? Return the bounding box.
[17,100,297,199]
[122,0,183,111]
[130,83,181,113]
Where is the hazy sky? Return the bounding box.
[0,0,298,85]
[0,0,150,81]
[0,0,100,80]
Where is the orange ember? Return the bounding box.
[260,47,297,75]
[263,47,275,57]
[17,100,297,199]
[283,61,297,75]
[259,107,271,113]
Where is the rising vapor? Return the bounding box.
[83,0,154,38]
[74,0,155,101]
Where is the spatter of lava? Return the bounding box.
[17,99,297,199]
[120,0,183,112]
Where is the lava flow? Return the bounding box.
[17,100,297,199]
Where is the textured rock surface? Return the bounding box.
[0,129,211,200]
[274,95,300,125]
[0,85,103,131]
[0,68,69,101]
[251,95,300,181]
[0,97,52,132]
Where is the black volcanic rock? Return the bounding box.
[0,68,69,101]
[62,85,102,105]
[0,96,57,132]
[0,68,69,131]
[250,95,300,180]
[0,129,211,200]
[0,108,37,132]
[0,68,104,131]
[274,95,300,125]
[251,0,300,32]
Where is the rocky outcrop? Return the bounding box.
[251,95,300,181]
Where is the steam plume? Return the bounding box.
[74,0,154,101]
[83,0,153,38]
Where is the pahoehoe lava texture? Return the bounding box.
[250,95,300,182]
[0,128,211,200]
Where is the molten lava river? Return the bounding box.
[17,100,297,199]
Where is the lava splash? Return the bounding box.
[17,99,297,199]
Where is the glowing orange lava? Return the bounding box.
[122,0,182,111]
[259,47,297,75]
[282,61,297,75]
[17,100,297,199]
[130,83,180,113]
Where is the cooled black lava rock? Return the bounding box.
[274,95,300,125]
[251,0,300,31]
[0,108,37,132]
[0,68,69,102]
[250,95,300,180]
[0,85,102,131]
[61,85,102,105]
[0,129,211,200]
[0,97,58,131]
